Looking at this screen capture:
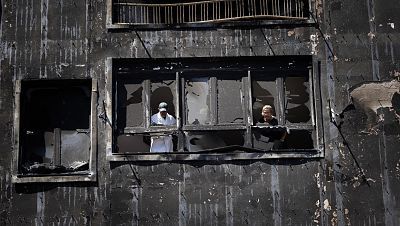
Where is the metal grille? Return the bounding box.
[113,0,309,25]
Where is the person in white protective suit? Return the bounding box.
[150,102,176,152]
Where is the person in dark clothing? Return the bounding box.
[258,105,278,125]
[257,105,287,149]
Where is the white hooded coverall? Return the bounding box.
[150,112,176,152]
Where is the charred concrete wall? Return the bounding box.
[0,0,399,225]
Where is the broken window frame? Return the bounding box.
[117,73,180,133]
[115,71,183,152]
[249,65,323,151]
[12,79,98,183]
[181,70,247,130]
[105,57,324,161]
[106,0,316,30]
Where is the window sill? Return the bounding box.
[107,149,323,162]
[107,19,316,31]
[183,124,246,131]
[12,171,96,183]
[252,124,314,130]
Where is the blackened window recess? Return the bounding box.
[114,72,180,153]
[110,56,323,157]
[185,130,245,152]
[251,71,315,150]
[251,75,278,123]
[150,79,177,119]
[19,80,91,174]
[116,72,178,132]
[117,78,144,129]
[284,76,311,124]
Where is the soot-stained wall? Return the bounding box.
[0,0,399,225]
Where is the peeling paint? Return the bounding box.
[323,199,331,211]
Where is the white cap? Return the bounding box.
[158,102,168,112]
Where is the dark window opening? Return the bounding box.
[19,80,92,174]
[252,127,287,150]
[284,76,311,124]
[116,134,150,153]
[117,78,144,130]
[185,130,245,152]
[284,129,314,149]
[150,79,177,120]
[251,75,278,124]
[110,56,322,156]
[251,70,314,150]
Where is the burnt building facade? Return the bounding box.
[0,0,399,225]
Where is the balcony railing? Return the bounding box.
[112,0,309,26]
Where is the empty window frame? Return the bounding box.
[114,72,181,153]
[105,57,324,161]
[12,79,97,183]
[250,70,318,151]
[183,71,246,128]
[106,0,314,29]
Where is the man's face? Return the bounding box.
[262,108,273,121]
[160,110,167,118]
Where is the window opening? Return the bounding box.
[150,79,177,124]
[251,75,278,124]
[107,57,323,160]
[283,129,314,149]
[17,80,94,177]
[185,130,245,152]
[114,72,179,153]
[252,127,287,150]
[250,68,315,151]
[217,75,244,124]
[117,78,144,129]
[284,76,311,124]
[116,134,150,153]
[185,76,211,125]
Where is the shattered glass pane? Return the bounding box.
[285,76,311,123]
[217,77,244,124]
[252,78,277,124]
[185,77,211,125]
[118,79,143,128]
[60,130,90,167]
[185,131,245,152]
[150,79,177,122]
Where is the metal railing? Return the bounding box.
[113,0,309,25]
